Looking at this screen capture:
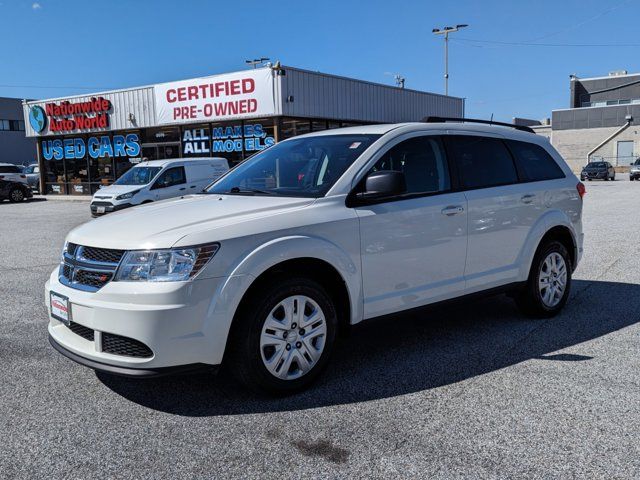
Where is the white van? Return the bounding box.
[90,157,229,216]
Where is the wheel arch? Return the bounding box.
[206,235,362,365]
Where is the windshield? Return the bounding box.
[114,166,162,186]
[634,159,640,166]
[207,134,381,197]
[588,162,607,168]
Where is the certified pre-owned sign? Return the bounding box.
[154,68,275,125]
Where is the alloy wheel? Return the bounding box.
[10,189,24,202]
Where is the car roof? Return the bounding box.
[294,121,543,142]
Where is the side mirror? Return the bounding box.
[152,180,167,190]
[357,170,407,201]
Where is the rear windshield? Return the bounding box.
[0,165,20,173]
[114,166,162,185]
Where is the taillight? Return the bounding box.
[576,182,586,199]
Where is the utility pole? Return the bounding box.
[432,25,468,96]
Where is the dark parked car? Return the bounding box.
[0,178,33,202]
[629,159,640,181]
[580,161,615,181]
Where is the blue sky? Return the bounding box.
[1,0,639,122]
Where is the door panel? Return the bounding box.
[463,184,539,289]
[357,193,468,318]
[354,134,467,319]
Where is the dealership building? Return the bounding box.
[23,65,463,195]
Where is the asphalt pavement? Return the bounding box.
[1,177,640,479]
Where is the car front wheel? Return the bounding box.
[9,188,25,202]
[516,240,572,318]
[227,276,338,394]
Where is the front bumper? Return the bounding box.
[581,172,607,180]
[630,171,640,180]
[49,334,212,377]
[90,201,132,216]
[46,269,229,373]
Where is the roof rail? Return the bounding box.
[421,116,536,134]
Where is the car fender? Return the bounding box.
[517,209,578,281]
[201,235,362,364]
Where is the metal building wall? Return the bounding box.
[22,86,156,137]
[277,66,464,122]
[0,97,36,164]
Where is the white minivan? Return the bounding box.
[90,157,229,216]
[47,120,584,394]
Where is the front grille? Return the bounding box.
[60,244,123,292]
[102,333,153,358]
[74,270,113,289]
[78,246,124,264]
[67,321,95,341]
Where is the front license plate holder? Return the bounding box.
[50,291,71,326]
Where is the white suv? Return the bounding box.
[46,120,584,394]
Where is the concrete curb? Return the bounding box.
[32,195,92,202]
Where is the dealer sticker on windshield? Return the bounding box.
[50,292,70,325]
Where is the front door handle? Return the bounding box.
[441,205,465,216]
[179,187,186,191]
[521,194,536,204]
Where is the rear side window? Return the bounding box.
[0,165,20,173]
[446,135,518,189]
[507,140,565,182]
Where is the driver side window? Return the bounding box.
[368,136,451,194]
[154,167,185,188]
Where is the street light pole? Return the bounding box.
[245,57,270,69]
[432,24,468,96]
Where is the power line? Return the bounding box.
[452,37,640,48]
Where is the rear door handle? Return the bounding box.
[521,194,536,204]
[441,205,465,216]
[179,187,186,191]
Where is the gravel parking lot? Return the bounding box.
[1,177,640,479]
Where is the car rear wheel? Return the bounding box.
[516,240,572,318]
[9,188,25,202]
[227,276,338,395]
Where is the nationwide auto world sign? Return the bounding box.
[43,97,112,133]
[154,68,276,125]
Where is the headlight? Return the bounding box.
[114,243,219,282]
[115,190,140,201]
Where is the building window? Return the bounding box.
[280,118,311,140]
[0,119,25,131]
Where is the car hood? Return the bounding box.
[92,184,146,198]
[67,194,316,249]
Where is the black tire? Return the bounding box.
[515,240,572,318]
[226,276,338,395]
[9,188,25,203]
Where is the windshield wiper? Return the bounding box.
[226,186,275,195]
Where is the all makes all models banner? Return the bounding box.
[154,69,275,125]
